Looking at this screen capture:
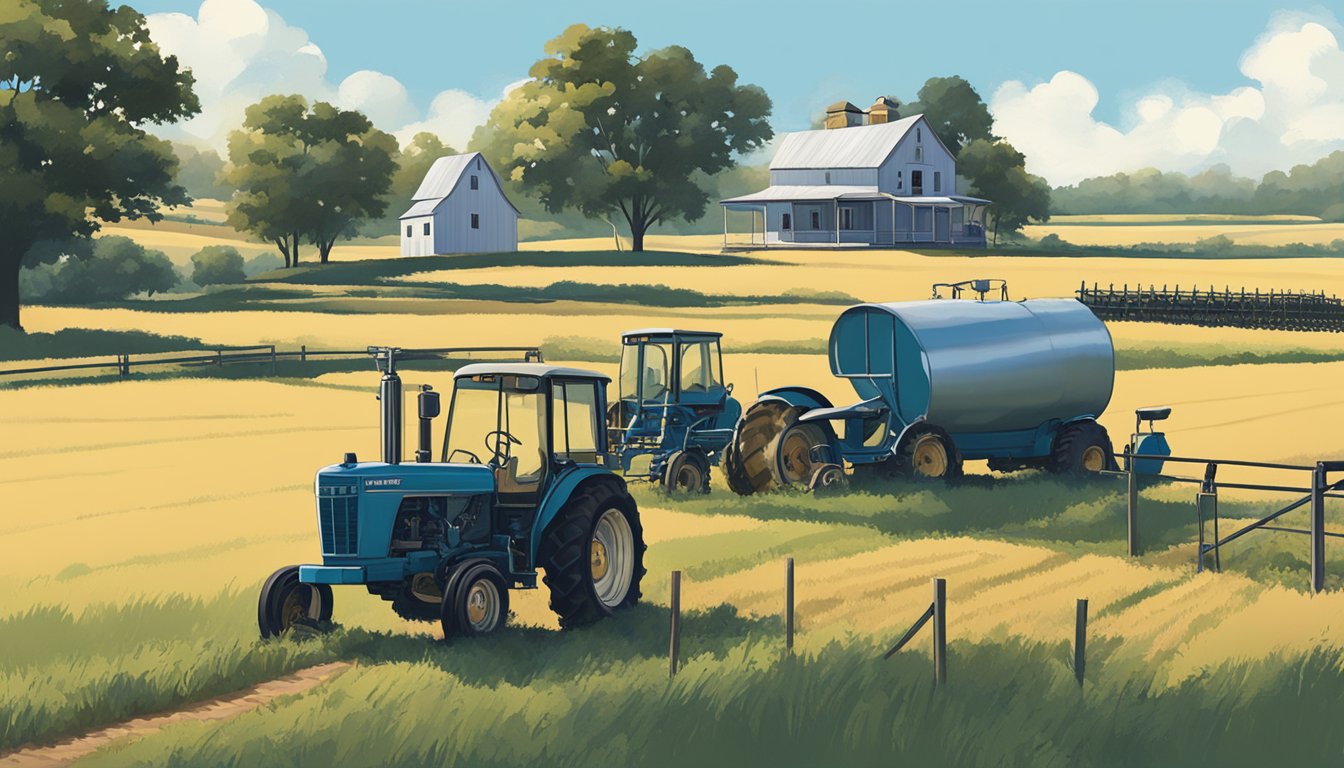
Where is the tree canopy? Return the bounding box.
[474,24,773,251]
[0,0,199,329]
[190,245,246,286]
[958,139,1052,242]
[901,76,995,155]
[223,95,398,266]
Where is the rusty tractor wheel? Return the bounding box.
[808,463,847,494]
[720,436,756,496]
[771,421,829,488]
[728,401,798,494]
[662,450,709,494]
[896,426,963,481]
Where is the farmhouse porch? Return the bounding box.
[720,186,990,249]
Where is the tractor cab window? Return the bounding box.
[639,343,671,401]
[618,344,640,401]
[552,380,600,464]
[444,375,547,500]
[678,340,723,393]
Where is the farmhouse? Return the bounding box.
[721,98,991,248]
[399,152,519,256]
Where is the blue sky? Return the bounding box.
[138,0,1344,184]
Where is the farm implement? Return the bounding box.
[1078,281,1344,332]
[723,280,1172,493]
[606,329,741,493]
[259,346,646,639]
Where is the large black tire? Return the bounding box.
[440,561,509,638]
[720,435,757,497]
[258,565,333,640]
[662,450,710,494]
[539,481,647,629]
[730,401,800,494]
[1049,420,1116,475]
[390,592,441,622]
[895,425,963,481]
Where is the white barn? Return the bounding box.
[721,99,991,248]
[399,152,519,256]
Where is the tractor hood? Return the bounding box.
[316,461,495,495]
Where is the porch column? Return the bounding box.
[835,203,840,246]
[722,206,727,250]
[891,198,897,246]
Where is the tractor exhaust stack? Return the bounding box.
[370,347,404,465]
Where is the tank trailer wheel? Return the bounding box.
[539,482,647,629]
[440,561,509,638]
[258,565,333,640]
[729,401,799,495]
[663,451,710,494]
[897,427,963,481]
[808,463,847,494]
[772,422,829,488]
[1050,420,1117,476]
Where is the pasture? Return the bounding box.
[4,213,1344,764]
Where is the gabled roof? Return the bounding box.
[404,151,520,215]
[770,114,924,170]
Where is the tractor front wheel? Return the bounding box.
[258,566,333,640]
[663,450,710,494]
[539,482,646,629]
[440,561,509,638]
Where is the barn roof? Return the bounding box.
[405,152,520,214]
[770,114,924,170]
[398,199,440,219]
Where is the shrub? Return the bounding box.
[38,236,178,302]
[190,245,246,286]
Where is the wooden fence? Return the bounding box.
[1077,281,1344,332]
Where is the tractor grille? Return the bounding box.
[317,483,359,555]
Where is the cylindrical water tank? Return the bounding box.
[828,299,1114,433]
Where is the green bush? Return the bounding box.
[189,245,246,286]
[21,236,178,302]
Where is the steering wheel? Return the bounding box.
[447,448,482,464]
[484,430,522,467]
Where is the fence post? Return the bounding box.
[932,578,947,686]
[300,344,307,363]
[669,570,682,678]
[785,557,795,655]
[118,354,128,377]
[216,349,223,367]
[1074,598,1088,687]
[1311,463,1326,594]
[1127,466,1140,557]
[270,345,277,374]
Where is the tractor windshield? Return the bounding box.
[679,340,723,394]
[443,375,546,484]
[619,342,672,402]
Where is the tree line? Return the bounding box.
[2,2,1047,330]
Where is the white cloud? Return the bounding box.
[146,0,510,152]
[990,12,1344,185]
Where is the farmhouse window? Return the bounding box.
[825,171,831,184]
[470,175,479,190]
[915,146,923,162]
[839,207,853,230]
[934,172,942,193]
[423,222,431,236]
[810,211,820,229]
[911,170,924,195]
[782,213,792,230]
[471,213,480,229]
[405,225,412,238]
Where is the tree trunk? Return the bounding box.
[630,221,646,252]
[292,233,301,266]
[0,250,22,331]
[319,238,333,264]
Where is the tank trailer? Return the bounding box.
[607,329,742,493]
[258,347,646,640]
[723,281,1167,493]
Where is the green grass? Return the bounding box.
[1115,346,1344,370]
[255,250,769,286]
[0,328,211,362]
[78,632,1344,767]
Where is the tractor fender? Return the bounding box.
[890,417,931,458]
[756,386,834,413]
[530,468,627,562]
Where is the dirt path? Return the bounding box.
[0,661,351,768]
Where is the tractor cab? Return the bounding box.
[609,329,741,492]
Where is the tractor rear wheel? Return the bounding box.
[896,426,963,481]
[720,436,756,496]
[258,565,333,640]
[663,450,710,494]
[539,481,647,629]
[729,401,798,494]
[1049,420,1116,475]
[440,561,509,638]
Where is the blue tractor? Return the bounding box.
[722,281,1140,493]
[606,329,741,493]
[258,348,646,639]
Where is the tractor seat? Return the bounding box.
[1135,406,1172,422]
[798,396,888,423]
[495,452,545,495]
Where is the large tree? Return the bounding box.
[224,95,397,266]
[901,76,995,156]
[0,0,198,330]
[958,139,1052,243]
[474,24,773,251]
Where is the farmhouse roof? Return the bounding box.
[770,114,923,170]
